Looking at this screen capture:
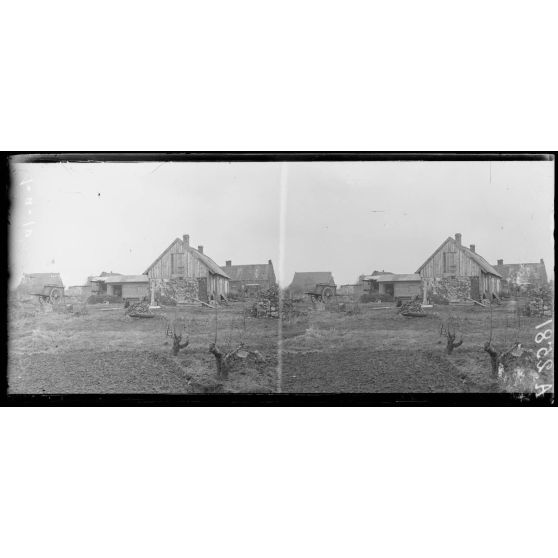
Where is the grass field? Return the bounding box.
[8,297,553,394]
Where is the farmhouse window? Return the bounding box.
[171,253,185,275]
[443,252,457,274]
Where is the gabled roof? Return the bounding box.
[143,237,230,279]
[416,236,502,277]
[288,272,336,291]
[143,238,182,275]
[222,263,273,282]
[376,273,421,282]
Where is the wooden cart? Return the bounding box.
[31,283,65,306]
[305,283,337,304]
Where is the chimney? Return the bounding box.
[469,244,475,253]
[455,233,462,245]
[540,258,544,264]
[183,234,190,247]
[497,259,503,266]
[225,260,232,267]
[198,245,204,254]
[268,259,272,265]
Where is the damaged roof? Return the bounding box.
[143,237,230,279]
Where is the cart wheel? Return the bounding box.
[322,287,334,304]
[49,287,62,305]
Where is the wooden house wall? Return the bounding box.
[482,273,501,294]
[419,238,482,278]
[146,239,229,297]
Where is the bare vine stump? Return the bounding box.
[446,331,463,354]
[441,323,463,354]
[484,342,500,377]
[171,334,189,356]
[209,343,229,379]
[484,342,543,392]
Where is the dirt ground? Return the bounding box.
[8,297,553,394]
[280,299,552,393]
[8,301,279,394]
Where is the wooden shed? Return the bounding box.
[144,234,230,303]
[287,272,336,295]
[416,233,502,303]
[376,274,422,300]
[104,275,149,301]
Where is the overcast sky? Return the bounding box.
[9,160,554,289]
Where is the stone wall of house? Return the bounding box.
[150,277,199,302]
[422,277,472,303]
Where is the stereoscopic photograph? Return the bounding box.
[5,153,555,402]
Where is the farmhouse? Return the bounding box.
[493,258,548,295]
[222,260,276,297]
[416,233,502,303]
[144,234,230,303]
[376,274,422,300]
[287,272,336,295]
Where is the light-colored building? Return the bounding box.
[376,274,422,300]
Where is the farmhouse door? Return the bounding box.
[198,277,208,302]
[470,277,480,301]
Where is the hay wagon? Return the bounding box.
[305,283,337,304]
[30,283,65,306]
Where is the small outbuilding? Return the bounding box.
[361,270,395,295]
[287,272,336,295]
[376,274,422,300]
[104,275,149,301]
